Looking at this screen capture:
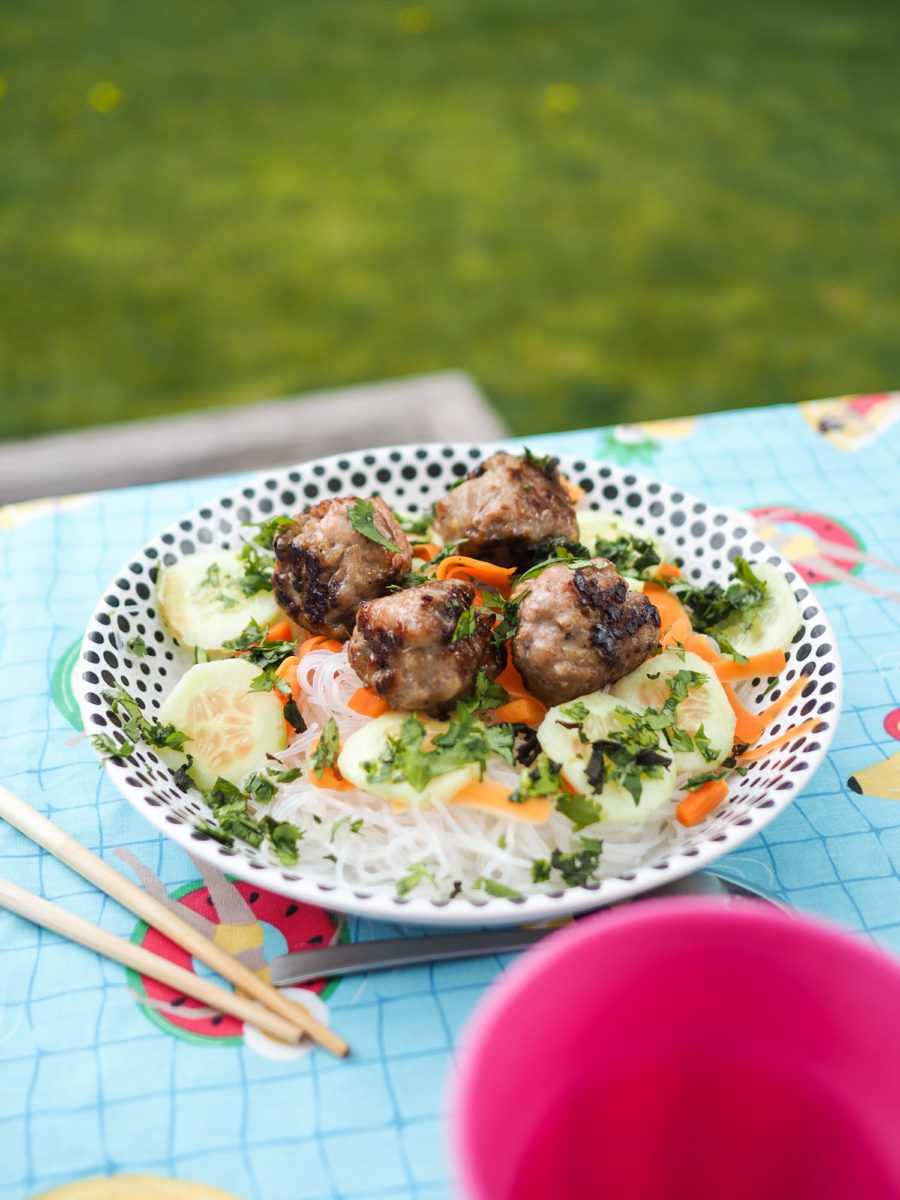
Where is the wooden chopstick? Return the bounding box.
[0,784,349,1058]
[0,877,304,1043]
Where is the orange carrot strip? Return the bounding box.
[683,632,724,664]
[435,556,516,598]
[661,617,692,649]
[452,778,553,824]
[309,763,356,792]
[275,655,300,703]
[296,636,343,660]
[713,649,787,684]
[644,582,692,643]
[676,779,729,827]
[265,620,294,643]
[722,682,767,746]
[757,672,811,727]
[655,562,682,582]
[496,660,531,700]
[493,696,547,725]
[348,687,389,717]
[561,474,585,505]
[737,717,825,764]
[412,543,441,562]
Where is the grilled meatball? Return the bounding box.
[433,451,579,569]
[511,561,660,706]
[272,497,412,640]
[348,580,503,715]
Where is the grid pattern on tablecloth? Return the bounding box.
[1,402,900,1200]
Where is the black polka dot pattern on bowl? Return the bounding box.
[76,444,842,924]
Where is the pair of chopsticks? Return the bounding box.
[0,783,349,1058]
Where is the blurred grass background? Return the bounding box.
[1,0,898,442]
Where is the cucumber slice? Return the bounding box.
[576,510,669,561]
[610,649,736,776]
[338,713,479,807]
[712,560,803,657]
[157,549,285,656]
[537,692,676,824]
[157,658,287,791]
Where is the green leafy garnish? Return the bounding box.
[693,724,719,763]
[125,635,147,657]
[510,753,564,803]
[283,698,306,733]
[222,619,296,670]
[475,877,523,900]
[243,771,277,805]
[393,505,436,540]
[201,562,221,589]
[261,817,303,865]
[516,545,594,584]
[585,710,672,804]
[233,541,276,596]
[531,859,552,883]
[671,556,767,636]
[101,685,189,753]
[309,717,340,779]
[348,498,402,553]
[91,732,135,761]
[248,669,293,698]
[246,513,294,550]
[452,607,477,643]
[550,847,602,887]
[556,791,603,830]
[397,861,438,897]
[592,533,661,578]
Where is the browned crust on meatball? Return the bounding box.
[348,579,504,715]
[432,451,579,569]
[272,497,412,639]
[510,561,661,706]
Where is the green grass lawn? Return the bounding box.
[1,0,898,441]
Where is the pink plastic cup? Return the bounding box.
[451,898,900,1200]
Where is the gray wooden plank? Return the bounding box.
[0,372,508,503]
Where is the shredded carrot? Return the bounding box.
[713,649,787,684]
[561,474,584,505]
[644,582,692,644]
[496,660,532,700]
[722,682,767,746]
[493,696,547,725]
[683,632,724,664]
[265,620,294,643]
[348,687,389,717]
[435,556,516,598]
[661,617,692,649]
[452,778,553,823]
[655,562,682,582]
[676,779,729,827]
[275,655,300,703]
[756,672,811,727]
[737,716,824,764]
[296,635,343,660]
[412,543,440,562]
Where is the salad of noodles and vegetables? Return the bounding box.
[93,450,819,903]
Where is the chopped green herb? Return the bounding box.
[579,836,604,853]
[550,847,602,887]
[498,833,507,849]
[592,533,661,578]
[265,762,304,783]
[261,817,303,865]
[348,498,402,553]
[510,754,564,803]
[452,607,477,643]
[693,724,719,763]
[249,669,293,697]
[283,698,306,733]
[201,561,222,589]
[232,540,276,596]
[246,513,294,550]
[310,718,340,779]
[142,720,191,752]
[714,636,749,664]
[125,635,147,657]
[586,711,673,804]
[393,505,436,539]
[244,771,277,805]
[531,858,552,883]
[475,877,523,900]
[223,619,296,670]
[91,732,134,761]
[397,861,438,897]
[556,791,603,830]
[671,556,767,636]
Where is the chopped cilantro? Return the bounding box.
[392,505,436,539]
[671,557,767,636]
[245,513,294,550]
[249,668,293,697]
[222,619,296,669]
[516,545,594,584]
[261,816,303,865]
[585,711,673,804]
[475,877,523,900]
[452,607,477,643]
[479,590,527,646]
[531,858,552,883]
[91,732,134,761]
[142,720,191,752]
[348,498,402,553]
[233,541,276,596]
[125,635,147,657]
[283,698,306,733]
[550,847,602,887]
[201,561,221,589]
[580,836,603,853]
[171,757,195,792]
[693,724,719,763]
[265,762,304,783]
[510,754,564,803]
[244,771,277,805]
[591,533,661,579]
[498,833,507,849]
[556,791,603,830]
[522,447,561,483]
[309,718,341,779]
[396,861,438,897]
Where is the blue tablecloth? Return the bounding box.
[2,393,900,1200]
